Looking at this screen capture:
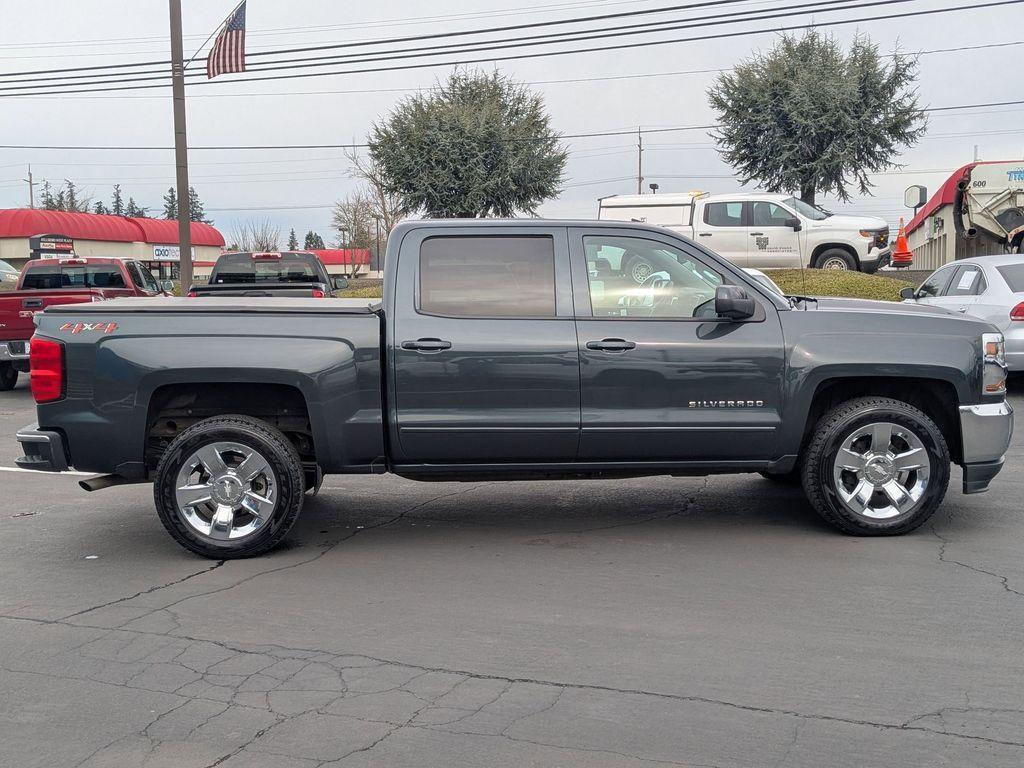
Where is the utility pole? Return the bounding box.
[636,127,644,194]
[169,0,193,291]
[22,165,35,208]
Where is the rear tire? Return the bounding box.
[0,363,17,391]
[154,415,305,559]
[800,397,949,536]
[814,248,857,271]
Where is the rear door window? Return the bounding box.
[419,236,556,317]
[703,202,744,227]
[946,265,986,297]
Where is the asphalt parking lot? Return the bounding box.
[0,378,1022,767]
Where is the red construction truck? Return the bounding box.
[0,257,170,390]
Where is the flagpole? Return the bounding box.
[169,0,193,293]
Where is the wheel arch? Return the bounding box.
[143,381,319,473]
[795,376,962,465]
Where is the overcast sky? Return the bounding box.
[1,0,1022,243]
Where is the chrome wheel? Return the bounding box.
[832,422,930,520]
[174,442,277,542]
[820,256,850,270]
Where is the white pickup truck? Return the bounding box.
[599,192,891,281]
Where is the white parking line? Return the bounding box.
[0,466,92,477]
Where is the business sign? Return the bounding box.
[151,245,197,262]
[29,233,75,259]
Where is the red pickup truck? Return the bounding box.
[0,257,170,390]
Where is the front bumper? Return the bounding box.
[861,245,892,267]
[15,424,68,472]
[958,402,1013,493]
[0,340,29,362]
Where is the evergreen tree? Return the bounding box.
[111,185,125,216]
[93,201,110,215]
[40,181,56,210]
[124,197,147,218]
[369,70,567,217]
[708,31,925,204]
[162,187,177,220]
[303,231,325,249]
[287,228,299,250]
[187,186,211,224]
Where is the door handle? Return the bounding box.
[586,338,636,352]
[22,298,43,308]
[749,232,764,236]
[698,233,712,237]
[401,338,452,352]
[957,306,968,313]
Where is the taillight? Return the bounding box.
[311,288,325,298]
[30,337,64,403]
[1010,302,1024,321]
[187,291,197,298]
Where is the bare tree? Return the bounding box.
[230,218,281,252]
[331,189,377,277]
[345,149,404,232]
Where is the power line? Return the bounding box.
[11,39,1023,101]
[2,97,1020,152]
[2,0,1018,97]
[0,0,765,80]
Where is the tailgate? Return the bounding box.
[0,291,100,342]
[191,282,328,298]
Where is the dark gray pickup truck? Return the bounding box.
[16,220,1014,558]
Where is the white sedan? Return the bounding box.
[901,254,1024,370]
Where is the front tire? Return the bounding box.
[0,363,17,391]
[814,248,857,271]
[800,397,950,535]
[154,415,305,558]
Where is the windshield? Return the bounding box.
[213,253,322,284]
[783,196,830,220]
[0,259,16,274]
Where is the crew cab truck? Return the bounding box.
[16,220,1012,559]
[599,192,891,279]
[0,257,170,391]
[190,251,348,298]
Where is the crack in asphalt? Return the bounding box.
[58,559,227,621]
[930,517,1024,599]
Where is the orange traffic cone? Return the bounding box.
[891,217,913,268]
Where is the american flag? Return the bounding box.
[206,1,246,79]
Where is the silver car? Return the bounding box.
[0,259,18,284]
[902,254,1024,370]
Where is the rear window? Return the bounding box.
[997,264,1024,292]
[21,264,126,290]
[419,236,556,317]
[213,253,321,284]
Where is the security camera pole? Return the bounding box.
[168,0,193,292]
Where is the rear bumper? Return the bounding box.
[958,402,1013,493]
[0,340,29,362]
[15,424,68,472]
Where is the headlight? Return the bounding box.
[859,229,877,239]
[982,332,1006,395]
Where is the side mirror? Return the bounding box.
[715,285,756,320]
[332,276,350,291]
[161,280,175,293]
[899,287,916,300]
[784,216,802,232]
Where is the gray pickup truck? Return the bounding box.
[16,220,1013,558]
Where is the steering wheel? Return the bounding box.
[632,270,675,316]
